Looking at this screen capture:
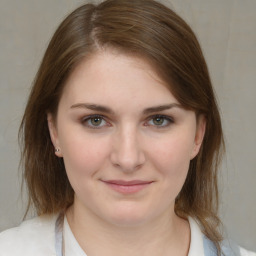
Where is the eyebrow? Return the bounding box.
[142,103,182,114]
[70,103,115,114]
[70,103,182,114]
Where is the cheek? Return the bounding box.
[59,131,111,180]
[154,134,193,166]
[150,133,194,186]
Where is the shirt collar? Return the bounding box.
[188,217,205,256]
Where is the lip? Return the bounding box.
[101,180,153,194]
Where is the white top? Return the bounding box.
[0,214,255,256]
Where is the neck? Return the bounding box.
[66,204,190,256]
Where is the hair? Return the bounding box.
[20,0,224,254]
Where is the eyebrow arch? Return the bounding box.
[143,103,182,114]
[70,103,115,114]
[70,103,182,115]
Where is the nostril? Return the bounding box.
[110,129,145,172]
[110,149,145,172]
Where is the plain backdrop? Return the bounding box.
[0,0,255,252]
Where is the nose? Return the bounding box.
[110,126,145,172]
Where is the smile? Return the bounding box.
[101,180,154,194]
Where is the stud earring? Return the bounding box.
[55,148,60,152]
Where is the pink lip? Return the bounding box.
[102,180,153,194]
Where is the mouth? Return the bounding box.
[101,180,154,194]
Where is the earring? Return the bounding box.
[55,148,60,152]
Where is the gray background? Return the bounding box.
[0,0,255,252]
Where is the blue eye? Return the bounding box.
[82,115,107,128]
[147,115,173,127]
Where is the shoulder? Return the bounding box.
[203,235,256,256]
[221,240,256,256]
[189,217,255,256]
[0,214,58,256]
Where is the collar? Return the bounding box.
[188,217,205,256]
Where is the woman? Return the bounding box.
[0,0,255,255]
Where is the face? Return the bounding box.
[48,50,205,227]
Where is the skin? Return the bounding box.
[48,50,206,256]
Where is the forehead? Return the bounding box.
[60,50,179,109]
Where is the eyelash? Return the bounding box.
[145,114,174,128]
[81,114,174,129]
[81,114,109,129]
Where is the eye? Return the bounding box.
[146,115,173,128]
[82,115,109,129]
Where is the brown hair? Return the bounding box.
[20,0,224,253]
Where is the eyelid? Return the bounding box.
[80,113,174,129]
[144,114,174,127]
[81,114,111,129]
[81,114,105,120]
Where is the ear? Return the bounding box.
[47,113,63,157]
[190,115,206,160]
